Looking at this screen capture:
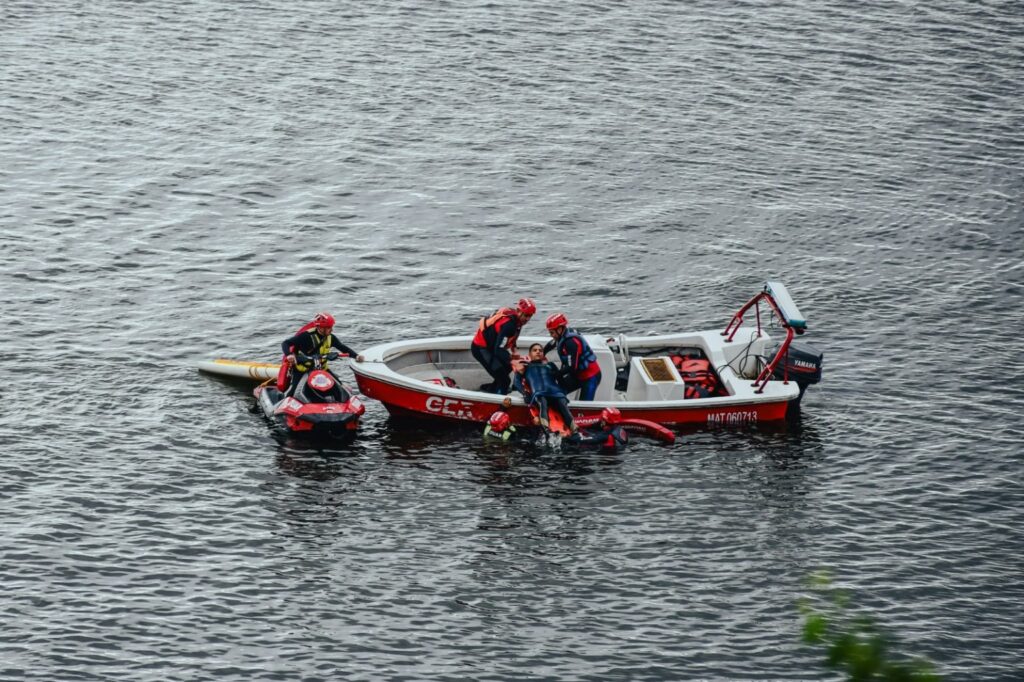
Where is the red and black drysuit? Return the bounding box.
[280,329,358,396]
[543,328,601,400]
[565,423,629,449]
[471,309,524,395]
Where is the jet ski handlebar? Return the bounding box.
[295,351,349,367]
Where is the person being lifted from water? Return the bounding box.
[281,312,363,396]
[543,312,602,401]
[513,343,579,435]
[471,297,536,395]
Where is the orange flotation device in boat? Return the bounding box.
[672,356,719,396]
[684,383,710,400]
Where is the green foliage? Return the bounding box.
[797,571,942,682]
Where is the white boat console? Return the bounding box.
[625,356,687,402]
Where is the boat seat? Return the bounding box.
[407,366,447,383]
[405,365,461,389]
[300,384,351,404]
[625,356,686,401]
[556,336,617,402]
[587,335,617,402]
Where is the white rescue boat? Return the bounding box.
[350,282,822,428]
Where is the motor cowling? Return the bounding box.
[766,341,823,387]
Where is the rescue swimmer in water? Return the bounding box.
[281,312,364,396]
[471,297,536,395]
[482,402,630,450]
[563,406,629,448]
[483,401,673,449]
[483,408,518,442]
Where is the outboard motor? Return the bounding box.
[766,341,823,402]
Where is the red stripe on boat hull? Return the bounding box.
[355,374,791,427]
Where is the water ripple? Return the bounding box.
[2,0,1023,679]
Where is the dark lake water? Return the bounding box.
[2,1,1022,680]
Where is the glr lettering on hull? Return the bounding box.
[707,410,758,425]
[425,395,476,420]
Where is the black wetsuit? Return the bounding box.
[514,360,576,431]
[282,330,357,359]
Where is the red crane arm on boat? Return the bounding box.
[721,281,808,394]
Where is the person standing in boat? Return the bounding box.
[513,343,579,435]
[471,297,536,395]
[281,312,362,396]
[543,312,602,401]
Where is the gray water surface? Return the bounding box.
[2,1,1022,680]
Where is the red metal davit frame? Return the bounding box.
[721,281,807,393]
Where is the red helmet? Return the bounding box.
[545,312,568,331]
[312,312,335,328]
[600,406,622,425]
[517,298,536,316]
[488,411,511,432]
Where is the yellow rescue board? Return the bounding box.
[197,358,280,381]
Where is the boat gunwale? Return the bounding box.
[351,330,800,411]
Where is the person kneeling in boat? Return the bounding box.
[565,407,629,449]
[543,312,602,401]
[471,297,536,395]
[281,312,363,396]
[513,343,579,436]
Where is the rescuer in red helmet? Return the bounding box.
[564,406,629,449]
[280,312,362,396]
[471,297,536,395]
[483,407,518,442]
[543,312,602,401]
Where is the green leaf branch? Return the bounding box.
[797,571,942,682]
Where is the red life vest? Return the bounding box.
[556,329,600,380]
[472,307,518,348]
[673,356,718,395]
[684,384,711,400]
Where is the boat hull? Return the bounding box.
[354,371,790,427]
